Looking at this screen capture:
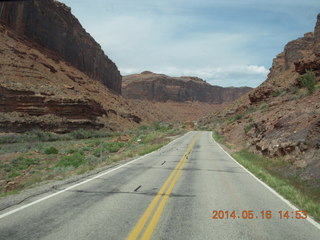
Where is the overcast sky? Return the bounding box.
[59,0,319,87]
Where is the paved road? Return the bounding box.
[0,131,319,239]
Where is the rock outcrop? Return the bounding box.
[314,13,320,56]
[0,0,121,93]
[269,14,320,78]
[122,72,252,104]
[0,86,107,120]
[199,13,320,185]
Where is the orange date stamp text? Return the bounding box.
[212,210,308,220]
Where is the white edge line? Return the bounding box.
[209,132,320,230]
[0,131,192,219]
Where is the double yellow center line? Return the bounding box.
[127,134,199,240]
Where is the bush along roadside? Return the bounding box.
[212,132,320,222]
[0,124,185,196]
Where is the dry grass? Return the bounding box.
[0,126,185,195]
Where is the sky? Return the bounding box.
[59,0,319,87]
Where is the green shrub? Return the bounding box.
[86,155,104,165]
[87,140,100,147]
[0,130,64,144]
[153,122,162,130]
[212,131,223,143]
[68,129,113,140]
[140,132,159,144]
[138,144,164,156]
[139,125,149,131]
[92,141,125,157]
[93,148,102,157]
[129,136,139,143]
[69,129,96,139]
[10,156,40,171]
[56,152,86,168]
[8,171,21,179]
[227,114,243,123]
[25,130,59,142]
[247,106,256,114]
[271,89,287,97]
[67,149,76,154]
[44,146,58,154]
[0,134,21,144]
[299,70,316,94]
[244,124,254,133]
[104,141,126,153]
[152,122,171,131]
[259,103,269,111]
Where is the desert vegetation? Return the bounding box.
[212,132,320,221]
[0,123,185,196]
[299,70,317,94]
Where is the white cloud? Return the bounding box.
[121,65,269,87]
[59,0,319,87]
[88,13,262,88]
[247,65,269,74]
[91,13,270,87]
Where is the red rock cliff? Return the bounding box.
[122,72,252,104]
[269,13,320,78]
[0,0,122,93]
[199,13,320,184]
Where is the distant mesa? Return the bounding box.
[122,71,252,104]
[141,71,154,74]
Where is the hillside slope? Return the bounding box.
[199,13,320,184]
[122,71,252,103]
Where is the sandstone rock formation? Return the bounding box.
[123,72,252,104]
[314,13,320,56]
[0,23,135,133]
[268,14,320,79]
[199,13,320,185]
[0,85,108,132]
[0,0,121,93]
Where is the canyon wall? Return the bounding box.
[0,0,121,93]
[199,13,320,184]
[123,72,252,104]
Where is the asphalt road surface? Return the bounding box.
[0,131,319,239]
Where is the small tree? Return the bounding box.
[299,70,316,94]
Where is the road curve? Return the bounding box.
[0,131,319,239]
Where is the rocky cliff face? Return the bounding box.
[313,13,320,56]
[0,23,136,133]
[268,14,320,80]
[0,0,121,93]
[122,72,252,104]
[199,13,320,185]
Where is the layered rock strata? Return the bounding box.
[123,72,252,104]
